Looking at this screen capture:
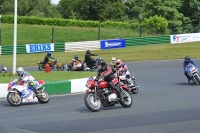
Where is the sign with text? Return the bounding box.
[170,33,200,44]
[26,43,54,53]
[100,39,126,50]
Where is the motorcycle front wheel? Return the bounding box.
[37,90,49,103]
[194,74,200,85]
[56,64,64,71]
[7,92,22,106]
[119,89,132,108]
[84,93,101,112]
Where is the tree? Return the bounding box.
[0,0,61,18]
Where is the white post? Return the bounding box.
[13,0,17,74]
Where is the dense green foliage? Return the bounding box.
[0,0,199,33]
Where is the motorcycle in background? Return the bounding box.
[85,56,102,71]
[186,63,200,84]
[119,75,140,94]
[37,58,64,71]
[66,62,91,71]
[0,64,7,73]
[84,76,132,112]
[7,79,49,106]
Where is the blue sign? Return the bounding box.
[26,43,54,53]
[100,39,126,50]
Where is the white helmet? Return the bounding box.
[16,67,24,76]
[111,57,116,62]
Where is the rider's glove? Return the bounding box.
[94,78,99,82]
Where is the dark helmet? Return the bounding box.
[47,51,51,56]
[184,56,190,62]
[86,49,91,54]
[74,55,78,59]
[97,59,105,67]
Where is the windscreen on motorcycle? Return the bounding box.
[186,64,195,70]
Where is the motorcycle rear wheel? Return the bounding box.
[84,93,101,112]
[119,89,132,108]
[7,92,22,106]
[38,66,45,71]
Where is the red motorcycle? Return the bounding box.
[84,76,132,112]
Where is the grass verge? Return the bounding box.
[0,23,141,45]
[0,41,200,68]
[0,71,96,83]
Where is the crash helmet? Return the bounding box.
[111,57,116,63]
[47,51,51,56]
[184,56,190,63]
[16,67,24,76]
[116,59,122,67]
[74,55,79,60]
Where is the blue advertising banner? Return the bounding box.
[100,39,126,50]
[25,43,54,53]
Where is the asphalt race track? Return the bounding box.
[1,59,200,133]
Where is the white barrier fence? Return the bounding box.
[0,46,1,55]
[65,41,100,52]
[170,33,200,44]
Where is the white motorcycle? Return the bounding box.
[186,63,200,85]
[7,78,49,106]
[0,64,7,73]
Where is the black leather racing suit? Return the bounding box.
[85,51,97,68]
[96,64,121,95]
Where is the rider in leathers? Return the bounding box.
[116,59,135,87]
[16,67,40,91]
[95,59,127,98]
[71,55,83,70]
[43,51,54,65]
[85,49,98,69]
[183,56,198,82]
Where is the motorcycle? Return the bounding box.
[0,64,7,73]
[119,76,140,94]
[7,79,49,106]
[186,63,200,84]
[84,76,132,112]
[66,62,91,71]
[37,58,64,71]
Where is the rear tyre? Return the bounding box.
[38,66,45,71]
[84,93,101,112]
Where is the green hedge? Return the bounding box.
[1,15,139,28]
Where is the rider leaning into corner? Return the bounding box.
[116,59,135,87]
[16,67,40,91]
[71,55,83,70]
[84,49,98,69]
[94,59,128,99]
[183,56,198,82]
[43,51,54,65]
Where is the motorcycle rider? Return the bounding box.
[116,59,135,87]
[43,51,54,65]
[95,59,127,99]
[183,56,198,82]
[84,49,98,69]
[71,55,83,70]
[16,67,40,92]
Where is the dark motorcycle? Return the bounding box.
[84,76,132,112]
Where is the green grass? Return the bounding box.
[0,41,200,68]
[0,23,142,45]
[0,71,96,83]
